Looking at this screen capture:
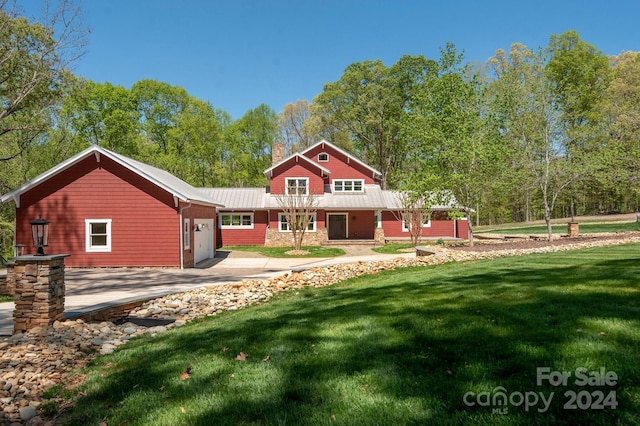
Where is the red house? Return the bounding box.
[0,145,221,268]
[203,140,468,247]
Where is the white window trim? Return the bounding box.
[332,179,365,193]
[401,213,431,232]
[318,153,329,162]
[85,219,112,252]
[219,213,255,229]
[278,213,317,233]
[184,218,190,249]
[286,177,309,195]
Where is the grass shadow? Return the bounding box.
[59,245,640,425]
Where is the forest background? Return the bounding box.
[1,0,639,255]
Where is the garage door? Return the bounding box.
[194,219,214,264]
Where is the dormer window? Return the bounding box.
[333,179,364,193]
[318,153,329,162]
[286,178,308,195]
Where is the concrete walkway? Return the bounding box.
[0,247,413,336]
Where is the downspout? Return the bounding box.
[178,200,192,270]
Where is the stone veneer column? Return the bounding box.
[11,254,70,334]
[374,228,385,244]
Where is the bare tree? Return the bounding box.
[275,188,319,251]
[391,191,432,247]
[0,0,88,162]
[279,99,314,155]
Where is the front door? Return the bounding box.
[328,214,347,240]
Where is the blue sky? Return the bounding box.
[21,0,640,119]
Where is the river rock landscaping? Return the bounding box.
[1,233,639,425]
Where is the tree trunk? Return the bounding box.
[544,204,553,241]
[466,210,474,247]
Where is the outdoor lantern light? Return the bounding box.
[30,217,50,255]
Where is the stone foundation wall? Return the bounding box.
[374,228,385,244]
[265,228,328,247]
[11,256,67,334]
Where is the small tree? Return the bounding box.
[392,191,432,247]
[275,189,319,251]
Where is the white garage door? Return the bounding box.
[193,219,214,264]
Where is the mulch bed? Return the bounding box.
[447,232,640,253]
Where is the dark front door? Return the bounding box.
[328,214,347,240]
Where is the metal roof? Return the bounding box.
[202,185,461,211]
[198,188,268,209]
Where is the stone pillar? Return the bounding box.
[11,254,70,334]
[568,222,579,237]
[374,228,385,245]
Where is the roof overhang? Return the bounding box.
[0,145,224,208]
[302,140,383,179]
[263,153,331,178]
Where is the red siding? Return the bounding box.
[269,162,326,195]
[456,218,470,239]
[303,144,378,184]
[381,211,464,239]
[345,211,375,239]
[217,211,268,247]
[182,203,218,268]
[269,209,327,230]
[14,155,213,267]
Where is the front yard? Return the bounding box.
[56,243,640,425]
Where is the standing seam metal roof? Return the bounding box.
[201,185,460,211]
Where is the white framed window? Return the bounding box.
[402,213,431,232]
[184,219,190,249]
[333,179,364,193]
[85,219,112,252]
[286,177,309,195]
[220,213,254,229]
[278,213,316,232]
[318,153,329,162]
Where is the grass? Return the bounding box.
[476,221,640,235]
[57,244,640,425]
[0,294,12,303]
[220,246,345,258]
[371,243,414,254]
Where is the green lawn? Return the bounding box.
[476,221,640,235]
[371,242,414,254]
[220,246,345,258]
[0,294,12,303]
[57,244,640,425]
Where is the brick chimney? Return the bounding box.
[272,142,285,165]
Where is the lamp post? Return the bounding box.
[30,217,50,256]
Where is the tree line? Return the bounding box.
[1,1,639,254]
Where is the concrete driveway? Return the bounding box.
[0,247,413,336]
